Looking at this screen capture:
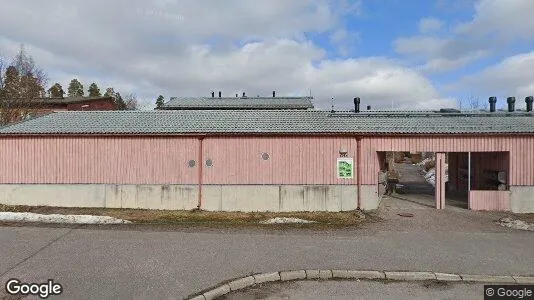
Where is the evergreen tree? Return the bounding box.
[47,83,65,98]
[155,95,164,108]
[104,87,116,98]
[115,92,127,110]
[87,82,101,97]
[20,72,44,98]
[1,66,21,99]
[67,78,84,97]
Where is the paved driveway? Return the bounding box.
[1,202,532,300]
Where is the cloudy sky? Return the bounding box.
[0,0,533,110]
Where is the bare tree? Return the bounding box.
[456,98,464,111]
[124,93,138,110]
[468,94,482,110]
[456,94,484,111]
[0,55,6,90]
[0,45,47,125]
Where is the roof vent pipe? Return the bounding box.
[211,91,215,98]
[526,96,533,112]
[218,91,221,98]
[489,96,497,112]
[367,105,371,111]
[507,97,516,112]
[242,92,246,98]
[235,93,238,97]
[354,97,360,113]
[272,91,276,97]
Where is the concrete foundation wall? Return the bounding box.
[510,186,534,213]
[359,185,381,210]
[0,184,383,212]
[0,184,198,210]
[202,185,374,212]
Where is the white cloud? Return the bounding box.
[0,0,450,110]
[395,0,534,73]
[455,0,534,40]
[418,18,443,33]
[455,51,534,99]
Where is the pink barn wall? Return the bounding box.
[360,136,534,186]
[202,137,358,185]
[0,137,199,184]
[469,191,510,211]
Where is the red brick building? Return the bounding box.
[1,96,116,123]
[34,96,116,113]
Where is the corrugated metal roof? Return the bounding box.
[0,110,533,135]
[159,96,314,109]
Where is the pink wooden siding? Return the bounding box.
[0,137,199,184]
[435,153,446,209]
[360,136,534,185]
[469,191,510,211]
[202,137,358,184]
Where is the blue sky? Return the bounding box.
[0,0,533,110]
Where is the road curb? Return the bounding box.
[185,270,532,300]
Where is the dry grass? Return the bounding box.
[0,204,378,228]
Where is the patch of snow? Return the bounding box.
[498,217,534,231]
[424,168,435,180]
[0,212,132,224]
[259,217,316,224]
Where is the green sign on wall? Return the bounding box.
[337,158,354,179]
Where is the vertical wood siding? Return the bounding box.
[0,137,199,184]
[1,135,533,188]
[202,137,358,185]
[469,191,510,211]
[361,136,534,186]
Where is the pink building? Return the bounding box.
[0,96,533,212]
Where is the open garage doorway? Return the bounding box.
[378,151,438,209]
[378,151,466,210]
[379,151,510,211]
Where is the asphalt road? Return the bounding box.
[223,280,486,300]
[1,218,533,299]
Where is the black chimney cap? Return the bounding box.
[211,91,215,98]
[367,105,371,110]
[272,91,276,97]
[353,97,360,113]
[489,96,497,112]
[218,91,221,98]
[507,96,516,112]
[526,96,533,112]
[242,92,246,98]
